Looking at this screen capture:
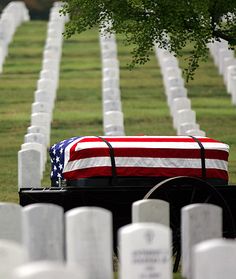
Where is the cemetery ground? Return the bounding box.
[0,20,235,279]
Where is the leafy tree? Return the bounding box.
[61,0,236,80]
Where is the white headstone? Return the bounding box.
[171,97,191,117]
[211,44,226,66]
[27,125,49,146]
[174,109,196,129]
[66,207,113,279]
[47,29,62,40]
[104,124,125,136]
[37,78,56,102]
[34,89,52,108]
[103,68,119,79]
[24,132,47,162]
[44,43,61,57]
[218,48,234,74]
[100,41,117,53]
[167,87,187,107]
[12,262,83,279]
[102,49,117,59]
[163,67,182,81]
[24,132,46,146]
[192,239,236,279]
[185,129,206,137]
[222,57,236,84]
[103,88,121,101]
[103,111,124,128]
[161,57,178,70]
[22,203,64,262]
[215,43,229,65]
[31,104,52,138]
[40,69,58,83]
[102,77,119,90]
[48,21,64,32]
[103,58,119,68]
[32,102,51,116]
[48,24,62,33]
[132,199,170,226]
[119,223,172,279]
[21,142,45,175]
[230,76,236,105]
[0,203,23,243]
[181,203,222,279]
[100,32,115,43]
[155,48,173,61]
[104,127,125,135]
[18,149,41,189]
[103,100,121,112]
[30,113,50,137]
[177,123,200,136]
[0,240,28,279]
[43,58,59,74]
[27,125,47,136]
[165,77,184,93]
[226,65,236,94]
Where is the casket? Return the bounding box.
[49,136,229,187]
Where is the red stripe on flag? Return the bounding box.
[63,166,228,181]
[68,147,228,162]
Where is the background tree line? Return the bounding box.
[0,0,57,19]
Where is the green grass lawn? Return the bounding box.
[117,36,175,136]
[0,20,236,200]
[1,20,236,279]
[0,21,47,202]
[179,49,236,184]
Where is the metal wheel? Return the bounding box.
[143,176,236,273]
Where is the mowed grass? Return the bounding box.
[179,48,236,184]
[41,29,103,186]
[0,21,47,202]
[117,36,175,136]
[1,21,235,279]
[0,20,236,203]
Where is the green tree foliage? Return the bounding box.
[61,0,236,80]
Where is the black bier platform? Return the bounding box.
[19,184,153,249]
[19,177,236,251]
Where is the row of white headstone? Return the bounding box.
[208,38,236,105]
[100,23,125,136]
[1,200,235,279]
[0,1,29,72]
[0,201,169,279]
[155,46,206,137]
[18,2,68,190]
[132,199,231,279]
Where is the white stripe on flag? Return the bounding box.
[63,157,228,173]
[74,141,229,151]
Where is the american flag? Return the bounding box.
[49,136,81,186]
[49,136,229,185]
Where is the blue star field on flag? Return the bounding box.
[49,137,80,186]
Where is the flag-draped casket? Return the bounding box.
[49,136,229,186]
